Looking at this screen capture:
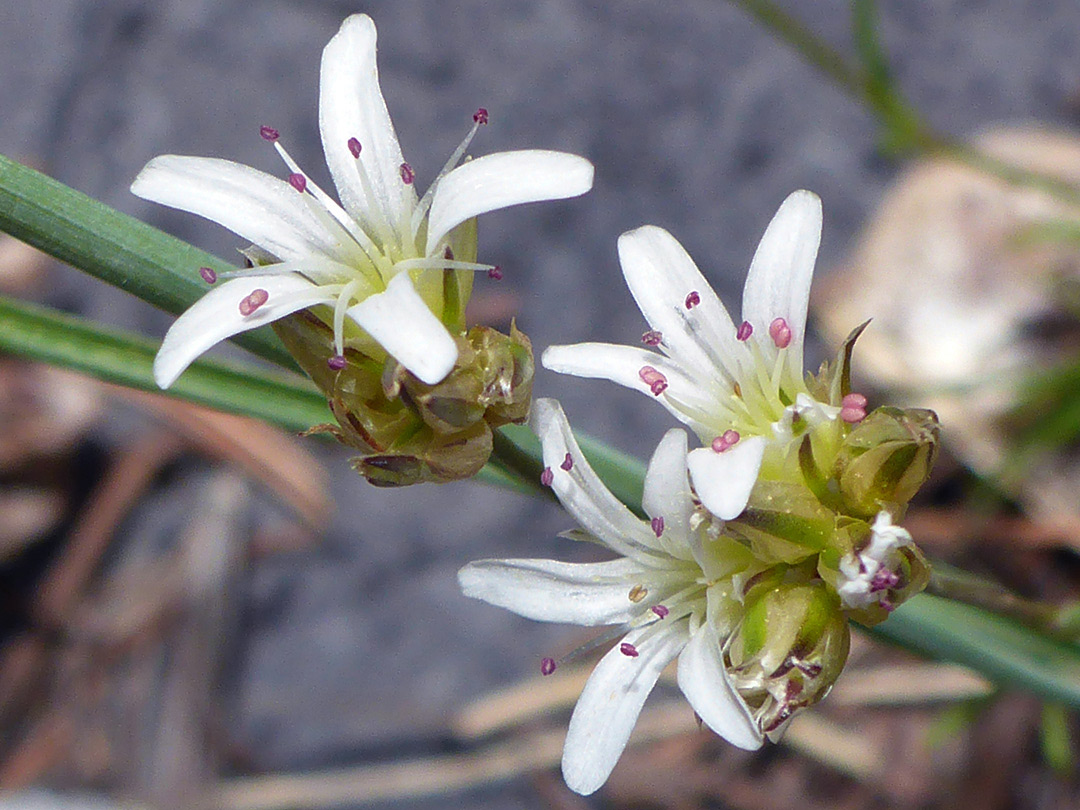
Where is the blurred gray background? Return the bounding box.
[3,0,1080,807]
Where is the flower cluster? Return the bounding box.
[133,14,592,484]
[461,193,937,793]
[135,15,938,799]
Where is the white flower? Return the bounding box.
[543,191,844,521]
[836,510,914,611]
[458,398,763,796]
[133,14,594,389]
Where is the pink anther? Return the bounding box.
[487,265,503,280]
[399,162,415,184]
[651,605,669,619]
[650,516,664,537]
[769,317,792,349]
[288,173,307,193]
[560,453,573,471]
[840,393,868,423]
[736,320,753,341]
[259,125,279,141]
[348,137,362,158]
[641,330,662,346]
[473,107,489,124]
[327,355,347,371]
[685,290,701,309]
[638,365,668,396]
[198,266,217,284]
[540,657,557,676]
[540,467,554,487]
[711,429,740,453]
[238,288,269,316]
[619,642,640,658]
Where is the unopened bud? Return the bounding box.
[271,312,533,486]
[834,406,939,518]
[727,581,850,736]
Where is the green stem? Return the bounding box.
[0,294,524,492]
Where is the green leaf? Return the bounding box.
[0,294,328,432]
[0,153,294,370]
[0,294,542,494]
[872,593,1080,708]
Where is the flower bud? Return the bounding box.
[727,580,850,736]
[272,312,534,486]
[833,406,939,518]
[818,511,931,626]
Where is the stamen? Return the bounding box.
[840,392,868,424]
[736,321,753,341]
[650,516,664,537]
[540,467,554,487]
[272,141,384,265]
[540,657,557,676]
[879,597,895,612]
[487,265,503,280]
[410,112,485,238]
[259,125,279,141]
[641,330,662,346]
[399,162,415,185]
[843,392,868,408]
[327,355,347,371]
[685,291,701,309]
[638,365,668,396]
[238,288,269,316]
[473,107,489,124]
[288,173,307,194]
[628,584,648,603]
[347,143,400,252]
[199,266,217,284]
[711,429,740,453]
[870,568,900,592]
[619,642,640,658]
[651,605,669,619]
[560,452,573,471]
[347,137,362,159]
[769,317,792,349]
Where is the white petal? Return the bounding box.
[641,429,696,561]
[154,275,333,388]
[617,225,746,380]
[686,436,766,520]
[319,14,413,230]
[426,150,594,255]
[542,343,716,437]
[740,190,822,371]
[562,621,689,795]
[531,399,668,562]
[345,271,457,384]
[131,155,340,262]
[458,557,647,626]
[677,624,763,750]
